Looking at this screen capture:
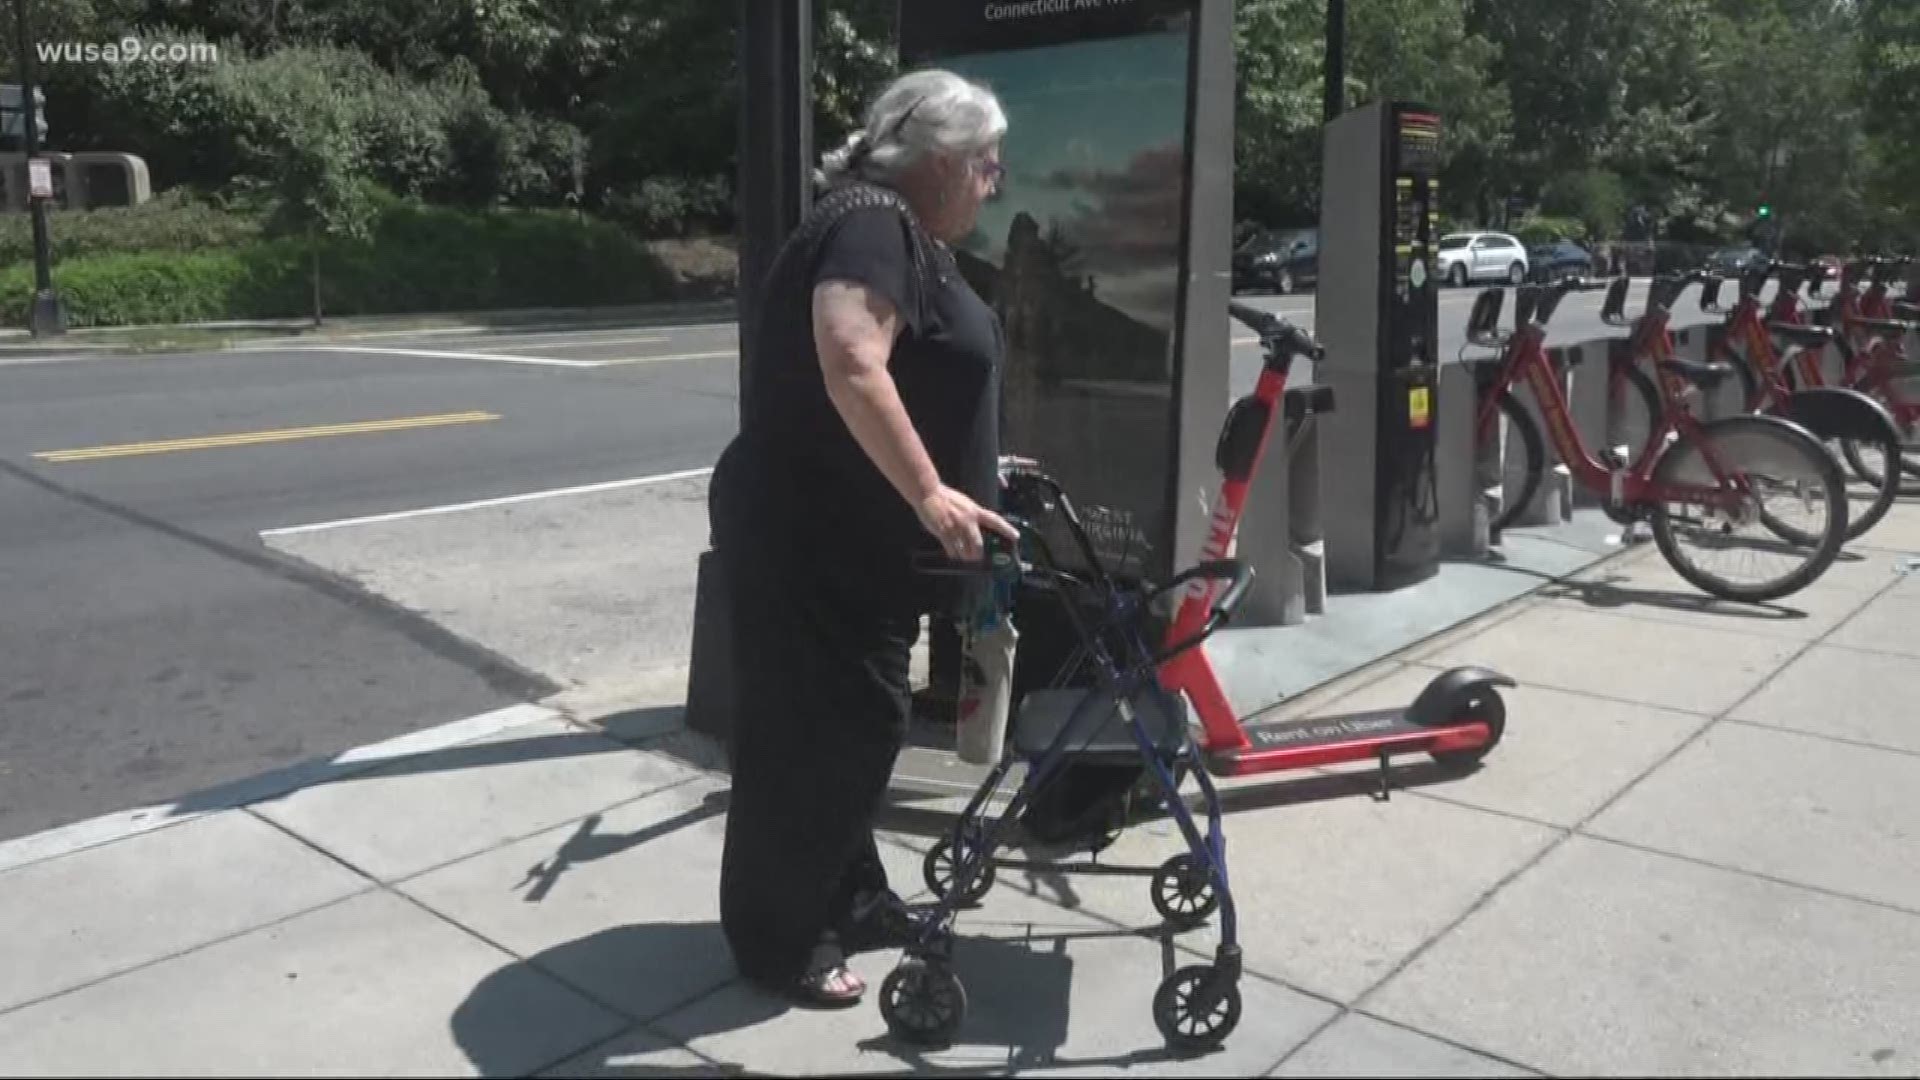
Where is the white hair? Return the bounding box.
[817,69,1008,189]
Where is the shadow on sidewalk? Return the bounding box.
[452,919,1216,1077]
[518,790,731,902]
[165,726,637,819]
[1487,557,1824,624]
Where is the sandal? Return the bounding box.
[785,935,865,1009]
[791,961,866,1009]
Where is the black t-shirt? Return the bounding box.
[730,183,1005,608]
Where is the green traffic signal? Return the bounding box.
[1758,205,1772,218]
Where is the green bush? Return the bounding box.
[0,245,306,328]
[601,175,734,239]
[0,198,680,328]
[0,189,267,267]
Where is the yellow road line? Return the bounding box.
[34,411,500,463]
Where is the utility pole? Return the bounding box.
[12,0,64,336]
[1323,0,1346,123]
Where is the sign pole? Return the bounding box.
[1323,0,1346,122]
[734,0,812,424]
[11,0,63,336]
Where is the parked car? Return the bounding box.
[1704,245,1765,275]
[1232,227,1319,294]
[1527,238,1603,281]
[1435,231,1530,287]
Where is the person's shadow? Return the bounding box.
[451,917,1215,1077]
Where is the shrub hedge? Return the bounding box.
[0,195,682,329]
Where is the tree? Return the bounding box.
[215,49,377,324]
[1859,0,1920,241]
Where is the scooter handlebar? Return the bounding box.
[1228,300,1325,361]
[1206,559,1256,624]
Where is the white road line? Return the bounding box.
[292,345,607,367]
[458,333,671,351]
[258,467,717,537]
[584,350,737,366]
[0,702,558,876]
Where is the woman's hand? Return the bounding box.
[916,484,1019,563]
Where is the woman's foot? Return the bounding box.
[780,934,866,1009]
[791,961,866,1008]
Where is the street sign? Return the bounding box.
[0,84,48,143]
[27,157,52,199]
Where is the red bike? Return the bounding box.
[1470,274,1847,602]
[1825,256,1920,488]
[1614,264,1907,541]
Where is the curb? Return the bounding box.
[0,298,739,356]
[0,702,565,877]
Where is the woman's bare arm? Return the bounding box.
[812,278,944,509]
[812,278,1016,560]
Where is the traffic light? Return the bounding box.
[1757,204,1772,219]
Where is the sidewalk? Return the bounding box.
[6,505,1920,1075]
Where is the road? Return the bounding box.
[0,282,1686,842]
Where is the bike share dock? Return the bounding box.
[886,94,1740,803]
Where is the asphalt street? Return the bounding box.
[0,282,1694,842]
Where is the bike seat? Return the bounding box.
[1658,357,1736,391]
[1283,384,1336,421]
[1853,317,1918,337]
[1768,322,1834,349]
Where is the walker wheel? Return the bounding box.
[1150,853,1219,929]
[923,836,995,905]
[1430,688,1507,772]
[880,958,967,1047]
[1152,964,1241,1054]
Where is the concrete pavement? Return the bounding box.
[8,493,1920,1075]
[0,280,1704,844]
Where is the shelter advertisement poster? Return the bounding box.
[900,0,1199,583]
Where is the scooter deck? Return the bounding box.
[1204,707,1494,778]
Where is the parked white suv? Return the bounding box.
[1435,232,1530,287]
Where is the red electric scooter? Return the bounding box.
[1151,301,1515,796]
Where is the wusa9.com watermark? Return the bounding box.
[36,37,220,64]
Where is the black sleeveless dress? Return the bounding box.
[708,181,1005,986]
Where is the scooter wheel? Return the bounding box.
[1150,853,1220,930]
[923,836,995,905]
[1152,964,1242,1053]
[880,958,967,1048]
[1430,688,1507,772]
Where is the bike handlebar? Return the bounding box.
[1544,274,1618,294]
[1228,300,1325,362]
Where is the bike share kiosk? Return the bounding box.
[1316,100,1444,591]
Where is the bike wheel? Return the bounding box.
[1488,389,1545,535]
[1649,415,1848,603]
[1832,432,1901,540]
[1625,355,1893,543]
[1843,366,1920,487]
[1604,358,1667,471]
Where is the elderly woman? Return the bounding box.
[707,68,1016,1008]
